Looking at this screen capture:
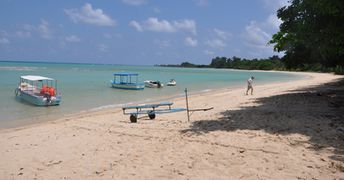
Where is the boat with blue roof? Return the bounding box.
[111,73,144,90]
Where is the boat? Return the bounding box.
[166,79,176,86]
[144,80,164,88]
[111,73,144,90]
[15,75,61,106]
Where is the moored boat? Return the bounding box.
[111,73,144,90]
[15,75,61,106]
[166,79,176,86]
[144,80,164,88]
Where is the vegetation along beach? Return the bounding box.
[0,0,343,179]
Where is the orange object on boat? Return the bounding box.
[40,85,48,95]
[48,87,55,96]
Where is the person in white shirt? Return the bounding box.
[246,76,255,95]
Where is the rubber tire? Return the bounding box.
[130,114,137,123]
[148,113,156,120]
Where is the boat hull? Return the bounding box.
[144,81,164,88]
[16,89,61,106]
[111,82,144,90]
[166,82,176,86]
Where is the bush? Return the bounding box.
[334,66,344,75]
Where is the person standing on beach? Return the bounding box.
[246,76,254,95]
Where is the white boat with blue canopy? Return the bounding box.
[15,75,61,106]
[111,72,144,90]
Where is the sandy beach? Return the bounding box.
[0,71,343,179]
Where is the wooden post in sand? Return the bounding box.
[185,88,190,122]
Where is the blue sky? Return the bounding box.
[0,0,289,65]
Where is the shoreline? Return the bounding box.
[0,67,305,129]
[1,70,308,131]
[1,71,343,179]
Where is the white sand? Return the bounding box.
[0,72,343,179]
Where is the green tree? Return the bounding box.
[180,62,196,67]
[210,57,227,68]
[269,0,344,68]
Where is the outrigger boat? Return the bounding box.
[15,75,61,106]
[122,88,213,123]
[144,80,164,88]
[111,73,144,90]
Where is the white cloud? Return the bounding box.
[19,19,53,39]
[241,14,284,58]
[213,28,231,40]
[12,21,52,40]
[0,37,10,44]
[129,17,196,35]
[204,28,231,50]
[266,14,282,30]
[205,39,226,49]
[129,20,143,32]
[244,21,270,46]
[174,20,197,35]
[38,20,53,39]
[144,17,176,33]
[65,3,116,26]
[261,0,289,11]
[65,35,81,42]
[243,14,282,46]
[0,30,10,45]
[184,37,198,47]
[1,22,52,41]
[122,0,147,6]
[1,27,32,40]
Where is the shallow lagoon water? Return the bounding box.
[0,61,303,128]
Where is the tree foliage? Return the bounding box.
[269,0,344,69]
[159,56,285,71]
[209,56,285,70]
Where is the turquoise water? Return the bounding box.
[0,61,303,128]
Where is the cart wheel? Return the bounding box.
[148,112,156,119]
[130,114,137,123]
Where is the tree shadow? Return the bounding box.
[181,78,344,161]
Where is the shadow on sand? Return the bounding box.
[181,78,344,162]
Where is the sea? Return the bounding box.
[0,61,304,128]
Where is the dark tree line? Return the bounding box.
[209,56,284,70]
[159,56,285,70]
[269,0,344,74]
